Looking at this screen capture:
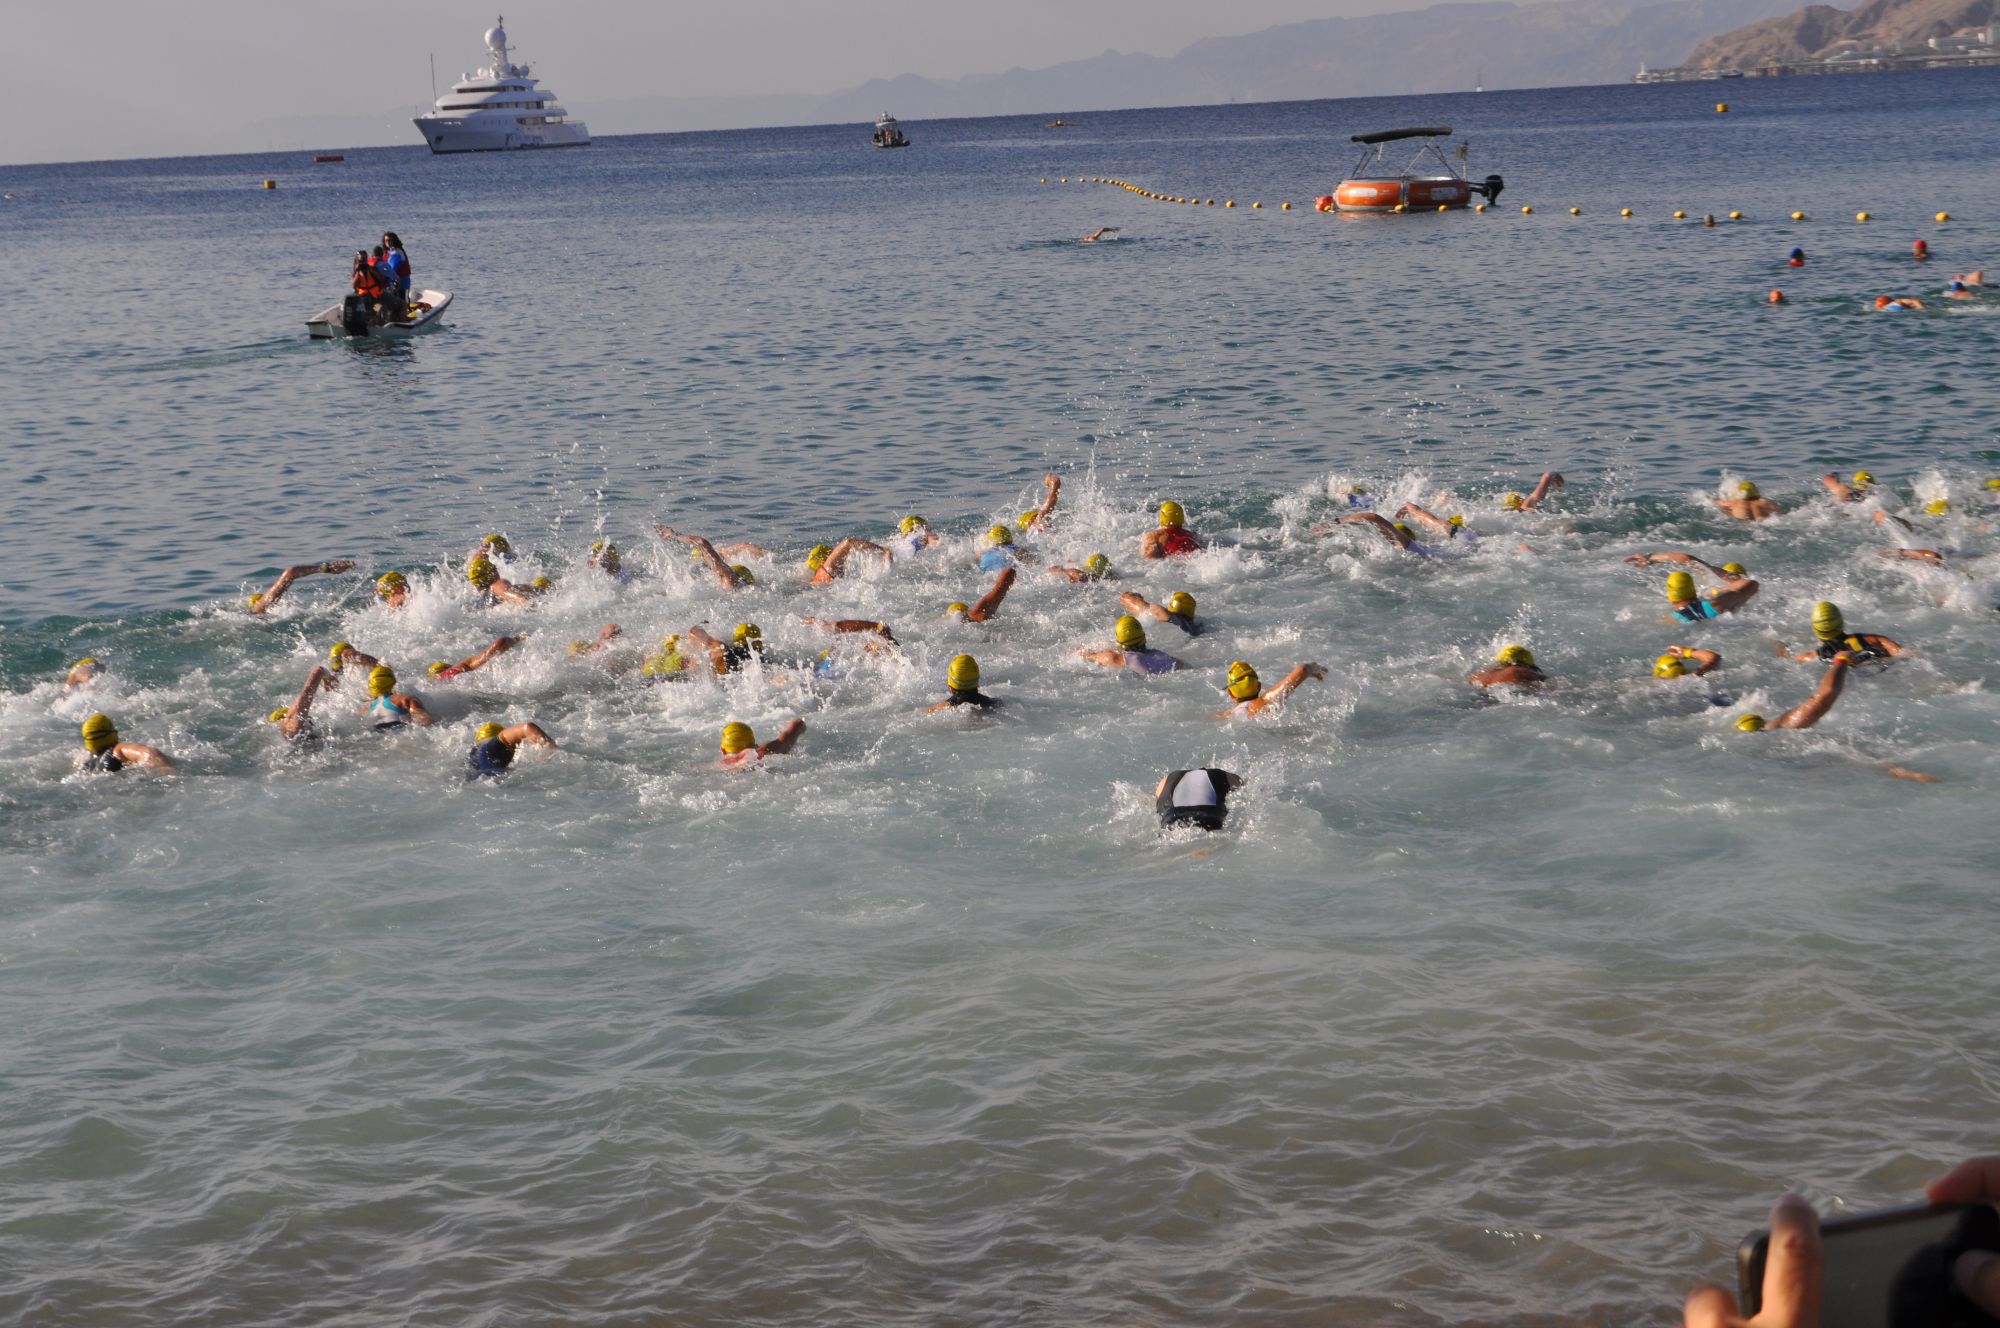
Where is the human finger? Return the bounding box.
[1756,1194,1822,1328]
[1955,1251,2000,1317]
[1682,1282,1743,1328]
[1924,1156,2000,1205]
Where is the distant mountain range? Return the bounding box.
[1685,0,1997,67]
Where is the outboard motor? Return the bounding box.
[341,295,373,337]
[1471,174,1505,205]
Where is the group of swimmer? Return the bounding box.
[1762,235,1985,310]
[62,462,2000,816]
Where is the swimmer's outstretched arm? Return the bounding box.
[713,541,769,560]
[247,559,356,614]
[1820,473,1861,503]
[281,665,339,738]
[759,718,805,757]
[111,741,176,770]
[498,721,556,751]
[1027,474,1061,528]
[1334,513,1412,549]
[802,617,896,643]
[1666,645,1722,676]
[1119,591,1172,623]
[658,529,751,591]
[823,538,891,578]
[1394,502,1454,534]
[683,626,731,675]
[1628,552,1759,610]
[1770,657,1851,730]
[1245,663,1326,716]
[1078,647,1127,669]
[1871,508,1916,534]
[461,634,525,672]
[487,577,536,606]
[392,692,437,726]
[1518,471,1565,511]
[966,566,1016,623]
[1879,547,1945,564]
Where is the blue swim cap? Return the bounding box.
[1789,248,1804,261]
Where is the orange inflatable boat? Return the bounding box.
[1332,127,1502,214]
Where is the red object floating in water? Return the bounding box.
[313,154,345,163]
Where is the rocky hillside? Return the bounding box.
[1686,0,1996,66]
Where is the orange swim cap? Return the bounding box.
[1768,289,1784,304]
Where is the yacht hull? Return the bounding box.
[414,120,590,154]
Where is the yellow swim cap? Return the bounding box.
[1496,644,1535,668]
[1113,614,1146,649]
[1227,666,1262,701]
[427,661,450,676]
[475,722,504,742]
[329,641,352,666]
[806,544,831,571]
[721,721,755,754]
[1810,600,1844,641]
[987,525,1010,546]
[1016,511,1039,532]
[367,665,396,697]
[1986,477,2000,491]
[731,564,755,585]
[1158,500,1186,529]
[1924,499,1949,515]
[268,706,290,724]
[1851,471,1874,488]
[530,575,552,590]
[81,713,118,753]
[484,534,511,555]
[900,515,927,534]
[1721,562,1747,576]
[247,593,266,609]
[1165,590,1196,619]
[1502,492,1525,510]
[1737,480,1761,498]
[1665,571,1697,602]
[1447,514,1466,528]
[1349,483,1369,496]
[1654,653,1686,678]
[1084,553,1109,577]
[945,601,969,618]
[948,653,980,691]
[70,657,102,675]
[467,557,498,588]
[375,571,407,594]
[1736,714,1766,732]
[1393,522,1416,539]
[734,622,762,645]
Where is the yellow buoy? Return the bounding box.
[1224,200,1234,208]
[1281,201,1291,211]
[1060,177,1068,183]
[1620,208,1632,217]
[1474,203,1486,213]
[1935,211,1951,222]
[1791,211,1806,221]
[1438,204,1448,212]
[1521,205,1533,214]
[1040,178,1048,184]
[1393,203,1406,213]
[262,179,278,189]
[1716,103,1728,113]
[1569,207,1581,215]
[1856,211,1870,222]
[1251,201,1262,209]
[1673,210,1686,219]
[1729,210,1743,220]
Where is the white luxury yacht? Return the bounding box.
[414,17,589,154]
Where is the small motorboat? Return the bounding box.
[1045,118,1071,129]
[307,289,453,340]
[872,113,910,149]
[1331,127,1502,213]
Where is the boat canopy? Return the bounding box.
[1350,126,1452,144]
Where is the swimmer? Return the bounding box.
[244,558,356,614]
[1712,480,1782,521]
[718,718,806,768]
[923,654,999,713]
[1079,614,1181,675]
[654,526,755,590]
[426,634,526,681]
[373,571,411,608]
[1467,644,1545,689]
[1819,470,1876,504]
[1877,547,1945,566]
[465,720,555,780]
[468,556,536,605]
[326,640,386,677]
[357,665,434,729]
[891,514,941,559]
[1141,500,1203,560]
[1733,656,1858,733]
[1047,553,1114,583]
[75,713,174,773]
[946,566,1017,623]
[1779,600,1904,663]
[804,537,891,584]
[1334,483,1374,510]
[978,524,1032,572]
[1767,289,1785,305]
[1120,589,1203,636]
[64,657,107,689]
[1946,279,1975,300]
[1015,474,1062,535]
[1332,512,1437,556]
[1396,501,1479,544]
[1874,295,1925,311]
[563,624,624,658]
[801,616,897,648]
[1652,645,1722,678]
[1155,768,1242,832]
[586,540,631,584]
[468,533,514,566]
[1912,238,1929,261]
[267,665,339,743]
[1703,213,1716,228]
[685,622,765,675]
[1079,227,1118,242]
[1624,553,1760,620]
[1957,269,1984,287]
[1214,659,1325,719]
[1786,247,1805,267]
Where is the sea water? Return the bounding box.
[2,72,1998,1325]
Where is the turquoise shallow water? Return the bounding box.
[3,72,1999,1325]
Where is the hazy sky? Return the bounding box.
[6,0,1437,165]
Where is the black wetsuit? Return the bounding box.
[942,688,998,710]
[1157,768,1234,831]
[1817,634,1891,663]
[722,643,762,672]
[80,749,125,774]
[466,737,516,781]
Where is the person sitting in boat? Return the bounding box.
[380,232,411,300]
[369,245,406,320]
[351,250,386,313]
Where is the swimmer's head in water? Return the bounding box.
[1665,571,1697,602]
[530,575,552,590]
[1789,248,1805,261]
[367,665,397,697]
[268,706,290,724]
[1495,644,1535,668]
[329,641,352,667]
[1768,289,1785,304]
[1987,478,2000,491]
[1951,280,1968,292]
[1851,471,1874,489]
[69,657,104,679]
[1348,484,1368,496]
[900,515,927,535]
[476,722,504,743]
[484,534,511,556]
[1654,653,1686,678]
[1811,601,1845,641]
[1447,514,1465,528]
[247,592,266,609]
[1874,295,1894,310]
[1084,553,1110,577]
[1736,480,1761,499]
[1166,590,1196,620]
[1721,562,1747,576]
[1924,499,1949,515]
[1393,522,1416,540]
[1158,500,1186,529]
[428,661,450,676]
[731,564,756,585]
[1502,492,1525,511]
[81,713,118,753]
[1113,615,1146,650]
[1226,662,1262,701]
[1736,714,1766,732]
[944,601,969,620]
[947,654,980,692]
[467,557,498,589]
[806,544,831,572]
[592,542,622,573]
[733,622,762,647]
[641,635,682,677]
[566,640,593,656]
[720,722,755,755]
[1016,511,1039,533]
[987,525,1010,547]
